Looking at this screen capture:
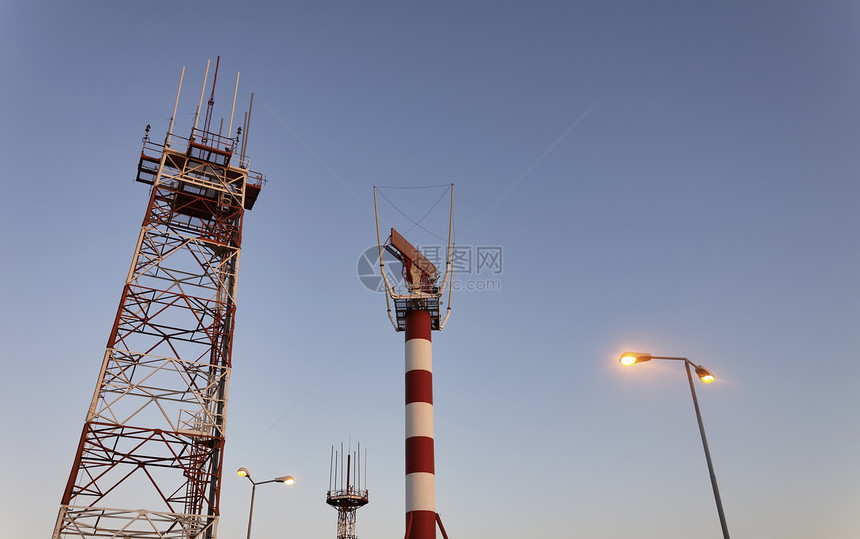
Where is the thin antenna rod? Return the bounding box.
[229,72,240,146]
[440,184,455,329]
[167,66,185,147]
[374,187,399,329]
[202,55,220,141]
[346,453,351,491]
[240,112,247,165]
[241,92,254,162]
[193,59,211,133]
[364,446,367,492]
[329,445,334,491]
[447,184,454,266]
[438,184,455,296]
[440,262,454,329]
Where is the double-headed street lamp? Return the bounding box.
[620,353,730,539]
[237,467,296,539]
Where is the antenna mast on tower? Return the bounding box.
[52,58,266,539]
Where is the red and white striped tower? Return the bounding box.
[376,226,453,539]
[404,308,436,538]
[375,188,454,539]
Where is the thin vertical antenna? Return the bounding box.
[373,187,385,278]
[218,118,223,138]
[346,453,351,491]
[440,183,455,293]
[240,110,248,167]
[364,447,367,491]
[167,66,185,147]
[329,445,334,491]
[240,106,249,163]
[202,56,220,142]
[357,442,361,490]
[241,92,254,162]
[240,112,247,164]
[373,187,399,329]
[341,442,344,490]
[440,184,455,329]
[229,72,240,143]
[447,184,454,264]
[193,59,211,133]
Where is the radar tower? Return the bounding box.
[373,186,454,539]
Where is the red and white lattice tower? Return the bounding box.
[52,58,265,539]
[373,187,454,539]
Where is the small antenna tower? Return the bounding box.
[326,442,369,539]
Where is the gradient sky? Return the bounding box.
[2,1,858,538]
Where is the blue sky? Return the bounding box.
[1,1,858,537]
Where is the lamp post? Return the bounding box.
[238,467,295,539]
[619,353,730,539]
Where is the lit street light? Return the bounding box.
[619,352,730,539]
[238,467,295,539]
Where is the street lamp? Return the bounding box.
[238,467,296,539]
[619,352,730,539]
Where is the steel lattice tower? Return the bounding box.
[52,59,264,539]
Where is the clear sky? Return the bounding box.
[1,1,858,538]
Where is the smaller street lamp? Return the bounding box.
[619,352,729,539]
[238,467,296,539]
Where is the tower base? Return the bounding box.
[404,512,450,539]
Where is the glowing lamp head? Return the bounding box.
[695,366,716,383]
[620,352,652,366]
[277,475,296,485]
[237,467,249,478]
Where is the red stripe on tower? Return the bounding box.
[404,308,436,539]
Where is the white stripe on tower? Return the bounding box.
[404,309,436,539]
